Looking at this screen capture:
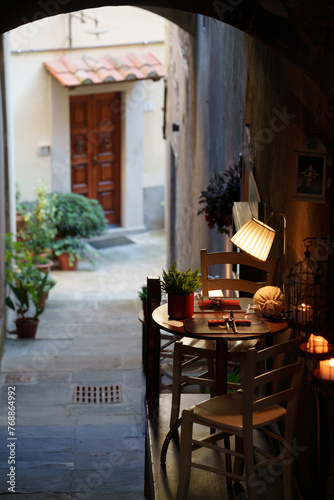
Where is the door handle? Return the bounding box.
[93,155,98,162]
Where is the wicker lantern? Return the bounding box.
[288,238,332,359]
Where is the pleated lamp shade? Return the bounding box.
[230,218,276,261]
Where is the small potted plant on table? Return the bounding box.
[160,262,201,319]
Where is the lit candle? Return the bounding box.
[319,358,334,381]
[306,334,329,354]
[294,303,313,325]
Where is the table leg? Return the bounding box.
[215,338,231,483]
[215,339,228,395]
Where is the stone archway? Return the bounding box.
[1,1,334,101]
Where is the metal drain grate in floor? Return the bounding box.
[73,385,122,404]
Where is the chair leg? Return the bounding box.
[283,442,294,500]
[207,356,216,397]
[243,428,257,500]
[170,341,183,428]
[176,410,193,500]
[233,435,244,477]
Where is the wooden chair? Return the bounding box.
[176,339,305,500]
[169,250,279,428]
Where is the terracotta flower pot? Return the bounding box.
[167,293,194,319]
[38,291,49,309]
[14,317,39,339]
[34,259,53,274]
[57,253,78,271]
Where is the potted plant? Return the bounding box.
[5,236,49,338]
[138,285,147,320]
[197,163,240,234]
[52,235,97,270]
[53,192,108,239]
[38,274,56,309]
[18,181,58,270]
[160,262,201,319]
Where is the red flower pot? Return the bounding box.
[34,259,53,274]
[14,318,39,339]
[57,253,78,271]
[167,293,194,319]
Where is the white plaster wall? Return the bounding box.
[10,6,165,52]
[10,51,53,198]
[51,77,71,193]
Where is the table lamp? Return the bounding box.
[231,211,287,263]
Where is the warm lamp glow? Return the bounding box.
[306,334,329,354]
[231,218,276,261]
[293,303,313,324]
[319,358,334,381]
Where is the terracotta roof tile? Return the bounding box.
[43,51,164,88]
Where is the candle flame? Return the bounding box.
[330,359,334,367]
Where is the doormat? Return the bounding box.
[73,385,122,404]
[89,237,134,250]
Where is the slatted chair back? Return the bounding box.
[200,249,279,297]
[243,339,305,427]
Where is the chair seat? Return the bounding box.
[181,337,215,351]
[181,337,258,354]
[191,392,287,431]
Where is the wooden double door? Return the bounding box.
[70,93,121,225]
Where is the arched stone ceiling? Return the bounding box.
[1,1,334,101]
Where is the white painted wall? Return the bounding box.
[9,6,165,217]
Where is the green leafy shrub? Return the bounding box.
[160,262,201,296]
[18,181,58,261]
[53,193,108,239]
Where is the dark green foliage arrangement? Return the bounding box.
[53,192,108,238]
[160,262,201,296]
[198,164,240,234]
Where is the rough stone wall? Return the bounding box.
[246,37,332,289]
[165,16,247,271]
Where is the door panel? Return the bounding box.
[70,93,121,224]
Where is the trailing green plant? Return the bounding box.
[18,181,59,261]
[198,163,240,234]
[52,236,97,267]
[53,192,108,239]
[5,233,50,321]
[160,262,201,296]
[138,286,147,303]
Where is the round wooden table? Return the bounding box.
[152,301,289,395]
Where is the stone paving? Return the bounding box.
[0,230,166,499]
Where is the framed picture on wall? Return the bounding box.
[293,153,327,203]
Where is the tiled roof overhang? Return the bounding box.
[43,52,164,88]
